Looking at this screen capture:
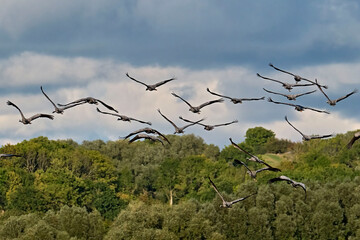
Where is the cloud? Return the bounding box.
[1,1,360,69]
[0,52,359,149]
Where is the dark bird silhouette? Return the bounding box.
[208,177,256,208]
[58,97,118,113]
[229,138,278,169]
[206,88,265,104]
[179,116,238,131]
[267,97,330,114]
[263,88,317,101]
[257,73,316,92]
[285,116,333,141]
[121,127,170,145]
[346,131,360,149]
[268,63,327,88]
[126,72,176,91]
[97,108,151,125]
[268,175,306,196]
[157,109,204,134]
[232,159,281,179]
[171,92,224,114]
[41,86,84,114]
[7,100,54,124]
[314,79,358,106]
[0,153,22,158]
[128,133,165,145]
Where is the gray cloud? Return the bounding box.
[0,53,359,148]
[0,1,360,69]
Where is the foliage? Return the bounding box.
[0,130,359,239]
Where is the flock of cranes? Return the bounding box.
[3,63,360,208]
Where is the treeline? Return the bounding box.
[0,127,359,239]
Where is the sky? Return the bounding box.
[1,0,360,149]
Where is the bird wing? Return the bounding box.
[27,113,54,122]
[334,89,358,103]
[181,118,205,130]
[233,159,253,173]
[197,98,224,109]
[95,99,118,113]
[157,109,180,130]
[255,167,281,174]
[268,63,297,77]
[291,83,316,87]
[127,116,152,125]
[40,86,58,109]
[285,116,306,138]
[346,132,360,149]
[257,73,287,85]
[7,100,26,120]
[126,73,150,88]
[302,106,330,114]
[179,116,206,127]
[263,88,287,97]
[295,90,317,98]
[0,154,22,158]
[153,77,176,88]
[229,138,258,160]
[315,79,332,102]
[213,120,238,128]
[57,98,88,107]
[229,192,256,205]
[267,97,296,107]
[206,88,232,100]
[208,177,226,204]
[171,92,193,108]
[310,134,334,140]
[268,175,292,184]
[240,96,265,101]
[96,107,121,117]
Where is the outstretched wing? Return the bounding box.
[255,167,281,174]
[181,118,205,130]
[263,88,288,98]
[206,88,232,100]
[334,89,358,103]
[7,100,26,120]
[285,116,306,138]
[197,98,224,109]
[157,109,179,130]
[233,159,252,173]
[127,116,152,125]
[27,113,54,122]
[257,73,287,85]
[229,192,256,205]
[57,98,88,107]
[229,138,258,160]
[346,132,360,149]
[213,120,238,128]
[179,116,206,127]
[302,106,330,114]
[315,79,332,102]
[295,89,317,98]
[96,107,121,117]
[171,92,193,108]
[41,86,57,109]
[153,77,176,88]
[267,97,297,107]
[310,134,334,140]
[126,73,150,88]
[95,99,118,113]
[208,177,226,203]
[268,175,292,184]
[240,96,265,101]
